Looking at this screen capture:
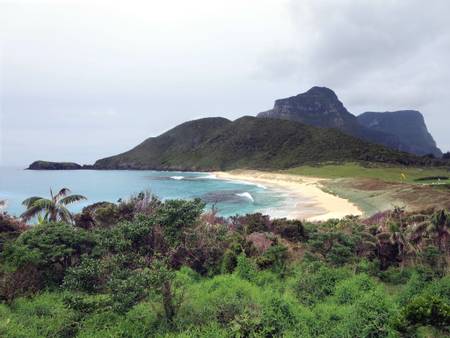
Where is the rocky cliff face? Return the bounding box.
[258,86,358,132]
[357,111,442,157]
[258,87,441,157]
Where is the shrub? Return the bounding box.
[273,218,306,241]
[230,213,272,234]
[379,266,412,284]
[0,264,42,303]
[334,274,377,304]
[76,311,122,338]
[259,294,309,336]
[100,215,155,254]
[256,243,288,274]
[309,303,353,337]
[396,295,450,332]
[153,198,205,246]
[235,253,257,281]
[177,223,228,275]
[0,212,28,252]
[176,275,261,328]
[294,263,351,306]
[107,268,152,313]
[63,293,112,315]
[308,230,356,266]
[348,289,397,337]
[420,245,447,274]
[397,271,428,306]
[1,223,97,287]
[63,257,106,293]
[0,292,78,338]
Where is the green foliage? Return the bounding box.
[379,266,412,284]
[294,263,351,306]
[104,215,155,254]
[308,230,356,266]
[309,303,353,337]
[63,257,105,293]
[94,116,433,171]
[348,289,397,337]
[63,293,112,314]
[21,187,86,223]
[399,295,450,330]
[1,222,96,285]
[235,253,257,281]
[176,274,261,327]
[334,273,377,305]
[0,292,77,338]
[154,199,205,245]
[256,243,288,274]
[419,244,447,274]
[107,268,152,313]
[272,218,307,241]
[1,200,449,337]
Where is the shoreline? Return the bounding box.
[214,170,363,221]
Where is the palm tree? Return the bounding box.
[376,222,413,269]
[428,209,450,252]
[21,188,86,223]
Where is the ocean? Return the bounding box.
[0,167,291,218]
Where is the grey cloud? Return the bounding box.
[258,0,450,152]
[1,0,449,166]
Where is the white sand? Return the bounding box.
[215,170,362,221]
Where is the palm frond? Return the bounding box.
[21,205,44,221]
[31,198,55,210]
[57,206,73,223]
[55,188,71,200]
[22,196,43,208]
[59,194,87,205]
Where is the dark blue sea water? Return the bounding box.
[0,167,290,218]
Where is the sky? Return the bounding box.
[1,0,449,166]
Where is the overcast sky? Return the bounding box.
[1,0,449,166]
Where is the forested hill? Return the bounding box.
[93,116,433,171]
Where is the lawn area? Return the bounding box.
[285,162,450,184]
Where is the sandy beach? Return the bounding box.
[215,170,362,221]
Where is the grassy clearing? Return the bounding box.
[285,162,450,184]
[285,163,450,216]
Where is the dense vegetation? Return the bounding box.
[1,192,449,337]
[93,117,441,171]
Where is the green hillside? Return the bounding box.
[94,116,433,171]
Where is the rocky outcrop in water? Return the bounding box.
[28,161,83,170]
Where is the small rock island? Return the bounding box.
[27,160,90,170]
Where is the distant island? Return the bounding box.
[27,161,93,170]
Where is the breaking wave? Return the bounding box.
[235,192,254,203]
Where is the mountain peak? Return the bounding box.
[304,86,338,98]
[258,86,355,130]
[257,87,442,157]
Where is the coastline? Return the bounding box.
[214,170,363,221]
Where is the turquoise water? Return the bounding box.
[0,167,288,218]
